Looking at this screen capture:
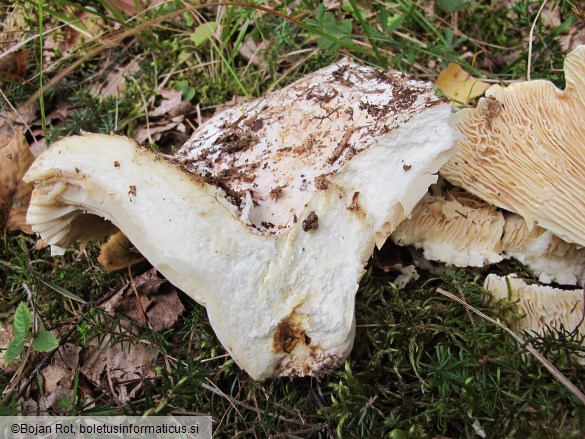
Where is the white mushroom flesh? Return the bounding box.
[24,61,456,380]
[502,214,585,286]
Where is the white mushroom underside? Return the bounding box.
[484,274,585,336]
[25,61,456,380]
[391,191,585,286]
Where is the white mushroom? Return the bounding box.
[24,60,456,380]
[440,45,585,246]
[501,214,585,286]
[391,191,585,286]
[484,274,585,336]
[391,191,505,267]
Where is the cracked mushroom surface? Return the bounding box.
[440,45,585,246]
[24,60,456,380]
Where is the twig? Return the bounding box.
[527,0,548,80]
[436,287,585,406]
[201,378,300,424]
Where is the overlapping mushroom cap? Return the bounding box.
[391,191,505,267]
[441,45,585,246]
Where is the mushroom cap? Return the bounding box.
[484,273,585,336]
[174,59,449,237]
[502,214,585,286]
[24,61,456,380]
[391,190,505,267]
[441,45,585,246]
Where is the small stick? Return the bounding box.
[527,0,548,80]
[436,287,585,406]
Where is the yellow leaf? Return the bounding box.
[436,63,491,106]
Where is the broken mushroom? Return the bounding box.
[24,60,456,380]
[391,191,585,286]
[391,190,505,267]
[501,214,585,286]
[440,45,585,246]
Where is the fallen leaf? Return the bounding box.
[63,11,105,54]
[101,268,185,332]
[89,58,140,98]
[98,231,145,272]
[41,364,70,394]
[43,101,71,125]
[0,129,34,233]
[80,335,156,404]
[436,63,491,106]
[149,89,183,117]
[4,101,38,126]
[53,343,82,371]
[0,50,28,85]
[0,323,19,374]
[38,384,74,411]
[239,37,270,69]
[541,5,585,53]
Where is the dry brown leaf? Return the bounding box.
[44,101,71,125]
[436,63,491,106]
[542,4,585,53]
[63,11,105,53]
[0,50,28,85]
[89,59,140,98]
[41,364,70,394]
[98,231,145,272]
[80,335,156,404]
[0,324,18,374]
[150,89,183,117]
[35,343,83,409]
[101,268,185,332]
[0,129,34,233]
[53,343,82,372]
[239,38,270,68]
[5,101,38,127]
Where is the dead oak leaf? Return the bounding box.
[0,129,34,233]
[101,268,185,332]
[79,335,156,404]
